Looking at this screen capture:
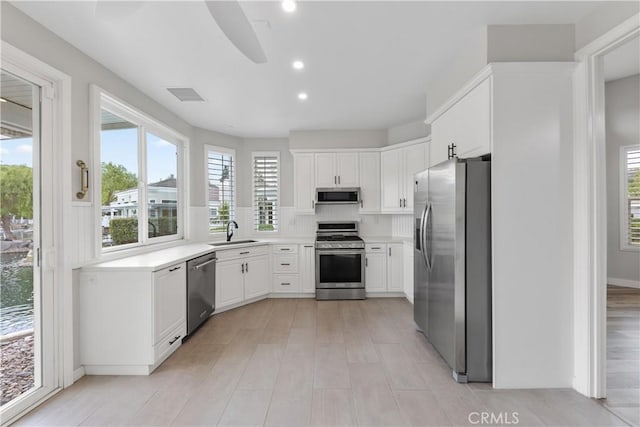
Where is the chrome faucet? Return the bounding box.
[226,220,238,242]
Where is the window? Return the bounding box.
[253,152,279,232]
[97,89,185,251]
[206,145,235,233]
[621,145,640,250]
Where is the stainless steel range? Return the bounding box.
[315,221,366,300]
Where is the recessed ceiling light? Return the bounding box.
[282,0,296,13]
[292,60,305,70]
[298,92,308,101]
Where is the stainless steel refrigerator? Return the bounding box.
[413,157,492,383]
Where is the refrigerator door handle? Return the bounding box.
[418,202,430,271]
[423,203,433,271]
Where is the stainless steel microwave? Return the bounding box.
[315,188,360,205]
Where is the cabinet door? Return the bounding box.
[154,263,186,344]
[358,152,380,213]
[381,149,403,212]
[294,153,316,213]
[455,78,491,158]
[387,244,404,292]
[402,144,426,210]
[365,252,387,292]
[216,259,244,309]
[244,255,269,299]
[315,153,337,188]
[430,108,455,167]
[300,244,316,293]
[336,152,359,187]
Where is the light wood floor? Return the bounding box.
[15,298,629,426]
[606,285,640,427]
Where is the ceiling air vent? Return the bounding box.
[167,87,204,102]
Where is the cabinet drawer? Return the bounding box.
[365,243,387,253]
[272,274,300,292]
[272,244,298,254]
[153,322,185,363]
[273,254,298,273]
[215,245,268,261]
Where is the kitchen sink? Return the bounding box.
[209,239,258,247]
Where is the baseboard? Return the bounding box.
[608,277,640,289]
[73,367,85,382]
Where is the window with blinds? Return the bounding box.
[206,146,235,233]
[253,152,279,232]
[623,146,640,248]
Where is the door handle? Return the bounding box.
[192,258,216,270]
[423,203,433,271]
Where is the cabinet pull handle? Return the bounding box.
[169,266,181,272]
[241,263,245,273]
[389,247,391,256]
[365,257,368,267]
[334,176,337,185]
[281,282,291,286]
[240,251,250,255]
[360,200,363,208]
[399,199,402,208]
[169,335,181,345]
[304,245,313,248]
[281,263,290,266]
[338,176,341,184]
[312,200,315,209]
[245,262,248,272]
[371,247,381,250]
[280,248,290,251]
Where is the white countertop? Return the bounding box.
[362,236,412,244]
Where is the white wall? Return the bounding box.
[289,129,387,150]
[387,119,429,145]
[575,3,640,50]
[606,74,640,287]
[487,25,575,62]
[491,65,575,388]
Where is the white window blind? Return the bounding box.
[623,146,640,248]
[207,147,235,233]
[253,153,279,232]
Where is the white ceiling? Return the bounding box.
[604,35,640,82]
[13,1,611,137]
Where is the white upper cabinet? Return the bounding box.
[293,153,315,214]
[381,149,403,212]
[358,152,381,213]
[315,153,359,188]
[429,77,491,167]
[381,142,426,213]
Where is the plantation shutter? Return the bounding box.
[625,147,640,247]
[207,149,235,231]
[253,153,279,232]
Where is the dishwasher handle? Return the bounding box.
[191,257,217,270]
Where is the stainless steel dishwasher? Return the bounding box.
[186,252,217,336]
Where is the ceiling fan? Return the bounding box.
[95,0,267,64]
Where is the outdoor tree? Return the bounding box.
[219,164,229,208]
[102,162,137,205]
[0,165,33,240]
[218,202,230,224]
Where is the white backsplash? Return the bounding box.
[392,214,414,238]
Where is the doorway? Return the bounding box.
[603,35,640,427]
[0,65,59,423]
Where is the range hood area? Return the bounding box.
[315,187,361,205]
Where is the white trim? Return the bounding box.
[607,277,640,289]
[252,151,280,234]
[72,367,85,382]
[289,136,430,155]
[572,13,640,399]
[619,145,640,251]
[1,41,72,423]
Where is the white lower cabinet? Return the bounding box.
[271,243,315,295]
[365,242,404,294]
[216,246,269,310]
[79,262,187,375]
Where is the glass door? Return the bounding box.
[0,69,55,423]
